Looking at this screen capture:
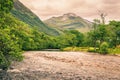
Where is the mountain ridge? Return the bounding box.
[44,13,93,33]
[11,0,60,36]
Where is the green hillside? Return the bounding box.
[11,0,60,36]
[44,13,93,33]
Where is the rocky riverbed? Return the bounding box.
[0,51,120,80]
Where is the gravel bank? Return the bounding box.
[0,51,120,80]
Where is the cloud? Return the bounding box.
[19,0,120,21]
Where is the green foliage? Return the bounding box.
[11,0,60,36]
[0,0,13,13]
[60,22,120,54]
[55,30,84,49]
[0,12,60,69]
[0,28,23,70]
[0,0,23,70]
[88,24,108,46]
[0,1,60,69]
[99,42,109,54]
[86,20,120,54]
[108,21,120,47]
[68,30,84,46]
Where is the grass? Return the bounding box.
[109,48,120,55]
[63,47,120,55]
[63,47,99,52]
[63,47,88,52]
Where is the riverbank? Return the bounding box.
[0,51,120,80]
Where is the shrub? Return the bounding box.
[99,42,109,54]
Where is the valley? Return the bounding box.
[0,0,120,80]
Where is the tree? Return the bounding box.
[0,0,13,13]
[92,19,100,51]
[108,21,120,47]
[98,10,107,24]
[68,30,84,46]
[0,29,23,70]
[88,24,108,52]
[0,0,24,70]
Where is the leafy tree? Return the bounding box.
[0,0,13,13]
[68,30,84,46]
[0,0,24,70]
[0,29,23,70]
[56,32,77,48]
[109,21,120,47]
[87,24,108,52]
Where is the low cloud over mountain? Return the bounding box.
[19,0,120,21]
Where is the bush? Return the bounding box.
[99,42,109,54]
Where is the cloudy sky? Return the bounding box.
[19,0,120,22]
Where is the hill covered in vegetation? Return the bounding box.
[0,0,120,71]
[44,13,93,33]
[11,0,60,36]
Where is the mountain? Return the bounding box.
[11,0,60,36]
[44,13,93,33]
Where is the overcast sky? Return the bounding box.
[19,0,120,22]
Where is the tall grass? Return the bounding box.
[63,47,88,52]
[63,47,120,55]
[109,48,120,54]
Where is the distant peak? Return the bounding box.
[63,13,77,17]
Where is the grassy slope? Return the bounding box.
[11,0,60,36]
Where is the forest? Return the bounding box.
[0,0,120,70]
